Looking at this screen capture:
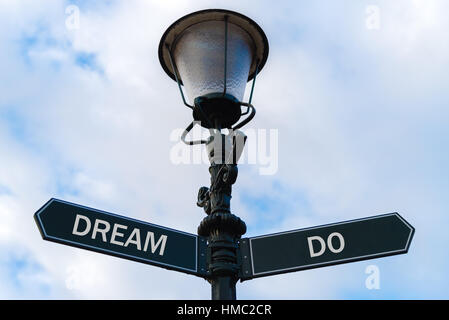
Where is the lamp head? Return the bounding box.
[159,9,269,129]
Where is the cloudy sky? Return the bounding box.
[1,0,448,299]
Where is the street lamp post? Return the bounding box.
[33,8,415,301]
[158,9,269,300]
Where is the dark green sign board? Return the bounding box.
[35,200,414,283]
[239,213,414,280]
[34,198,207,277]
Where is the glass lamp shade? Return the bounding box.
[173,20,253,103]
[159,9,269,104]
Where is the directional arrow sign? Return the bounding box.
[239,213,414,280]
[34,198,207,277]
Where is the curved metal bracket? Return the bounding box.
[181,122,208,145]
[232,103,256,130]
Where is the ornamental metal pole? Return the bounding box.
[197,158,246,300]
[158,9,269,300]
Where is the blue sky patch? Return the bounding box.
[74,51,103,74]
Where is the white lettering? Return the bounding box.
[221,304,271,315]
[65,5,80,30]
[365,265,380,289]
[143,231,168,256]
[124,228,142,250]
[327,232,345,253]
[177,304,211,317]
[365,5,381,30]
[258,129,279,175]
[110,223,127,246]
[72,216,169,256]
[308,233,345,257]
[72,214,91,236]
[91,219,110,242]
[307,236,326,257]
